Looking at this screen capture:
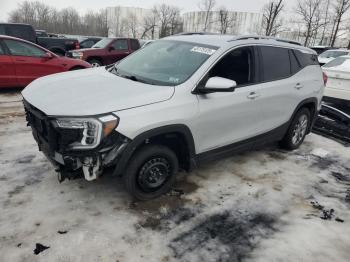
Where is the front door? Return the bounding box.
[3,39,63,86]
[195,46,266,153]
[106,39,130,64]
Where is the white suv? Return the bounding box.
[22,35,325,200]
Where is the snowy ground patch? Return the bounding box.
[0,91,350,262]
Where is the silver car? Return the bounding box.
[22,34,325,200]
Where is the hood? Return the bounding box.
[22,67,175,116]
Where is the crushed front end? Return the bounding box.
[24,100,130,182]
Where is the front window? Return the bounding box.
[113,40,218,86]
[323,57,350,68]
[92,38,113,49]
[319,50,348,58]
[4,39,46,57]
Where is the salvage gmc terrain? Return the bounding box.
[22,35,325,200]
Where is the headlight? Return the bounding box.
[56,115,118,150]
[72,52,83,59]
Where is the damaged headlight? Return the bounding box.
[56,115,118,150]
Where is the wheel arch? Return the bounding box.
[113,124,196,176]
[86,56,103,65]
[290,97,318,133]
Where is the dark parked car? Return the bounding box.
[310,46,332,55]
[66,37,140,66]
[79,37,103,49]
[0,35,91,88]
[0,23,80,56]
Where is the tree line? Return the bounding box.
[261,0,350,47]
[8,1,108,36]
[7,0,350,47]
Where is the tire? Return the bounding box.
[280,108,311,150]
[87,59,102,67]
[123,145,179,201]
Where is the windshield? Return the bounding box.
[319,50,348,58]
[323,57,350,68]
[92,38,113,49]
[113,40,218,86]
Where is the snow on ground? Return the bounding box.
[0,90,350,262]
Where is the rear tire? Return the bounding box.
[280,108,311,150]
[123,145,178,201]
[87,59,102,67]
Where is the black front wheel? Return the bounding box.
[123,145,178,200]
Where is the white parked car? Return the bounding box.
[322,55,350,102]
[318,49,350,66]
[22,34,325,200]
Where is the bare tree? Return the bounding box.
[295,0,325,46]
[8,1,108,36]
[141,8,158,39]
[126,12,138,38]
[155,4,181,38]
[262,0,284,36]
[198,0,216,31]
[330,0,350,46]
[217,7,234,34]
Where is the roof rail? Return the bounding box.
[175,32,220,36]
[231,35,302,46]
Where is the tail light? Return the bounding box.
[75,41,80,50]
[323,72,328,86]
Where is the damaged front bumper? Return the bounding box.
[24,100,130,182]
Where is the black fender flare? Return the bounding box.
[113,124,196,176]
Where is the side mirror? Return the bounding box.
[43,52,54,59]
[199,77,237,94]
[108,46,115,52]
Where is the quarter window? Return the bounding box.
[208,47,255,86]
[112,39,128,50]
[4,39,46,57]
[260,46,291,81]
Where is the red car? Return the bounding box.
[0,35,91,88]
[66,38,140,67]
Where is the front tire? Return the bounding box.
[123,145,179,201]
[87,59,102,67]
[280,108,311,150]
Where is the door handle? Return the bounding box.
[295,83,303,90]
[16,59,26,62]
[247,92,260,100]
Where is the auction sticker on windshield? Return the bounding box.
[191,46,216,55]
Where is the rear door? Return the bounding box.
[3,39,64,86]
[0,40,18,88]
[106,39,130,64]
[255,46,300,131]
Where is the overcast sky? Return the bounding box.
[0,0,298,22]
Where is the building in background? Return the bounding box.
[107,6,157,39]
[182,11,263,35]
[107,6,263,39]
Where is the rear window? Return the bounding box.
[289,49,301,74]
[3,25,36,42]
[260,46,291,81]
[323,57,350,68]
